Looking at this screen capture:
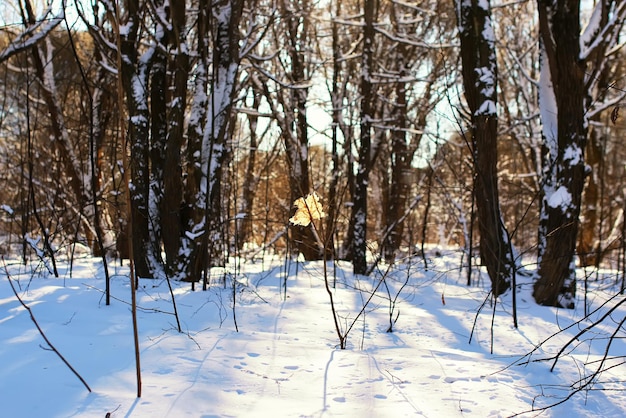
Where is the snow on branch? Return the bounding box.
[0,9,64,64]
[580,1,626,61]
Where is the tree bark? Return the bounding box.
[534,0,586,308]
[352,0,376,275]
[183,0,244,281]
[162,0,189,277]
[454,0,515,297]
[118,0,154,278]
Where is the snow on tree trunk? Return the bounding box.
[182,0,209,282]
[119,0,158,278]
[162,1,190,279]
[148,7,167,271]
[181,0,244,281]
[534,0,587,308]
[454,0,514,297]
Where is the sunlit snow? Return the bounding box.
[1,252,625,417]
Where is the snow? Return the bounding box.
[0,11,64,63]
[1,252,626,417]
[476,99,496,116]
[563,144,582,166]
[538,48,558,150]
[580,0,603,56]
[1,204,14,215]
[547,185,573,211]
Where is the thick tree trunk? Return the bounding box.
[534,0,586,308]
[455,0,514,297]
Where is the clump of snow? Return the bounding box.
[563,144,582,166]
[547,185,572,212]
[1,205,14,215]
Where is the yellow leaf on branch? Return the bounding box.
[289,192,325,227]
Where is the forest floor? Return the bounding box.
[1,249,625,417]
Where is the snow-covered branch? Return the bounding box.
[0,8,64,64]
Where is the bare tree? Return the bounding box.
[182,0,246,280]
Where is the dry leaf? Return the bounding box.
[289,192,325,227]
[611,106,620,125]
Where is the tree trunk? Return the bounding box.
[382,49,410,264]
[576,0,622,268]
[454,0,514,297]
[183,0,244,281]
[184,0,209,282]
[238,86,261,251]
[352,0,376,275]
[534,0,586,308]
[118,0,154,278]
[162,1,189,278]
[577,126,602,267]
[149,16,167,266]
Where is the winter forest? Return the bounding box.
[2,0,626,416]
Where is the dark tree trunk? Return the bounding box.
[119,0,153,278]
[184,0,209,282]
[534,0,586,308]
[383,54,410,263]
[162,2,189,277]
[577,0,615,268]
[454,0,514,297]
[238,86,261,251]
[149,20,167,264]
[183,0,244,281]
[352,0,376,275]
[324,0,344,258]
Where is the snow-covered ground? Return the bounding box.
[1,251,625,417]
